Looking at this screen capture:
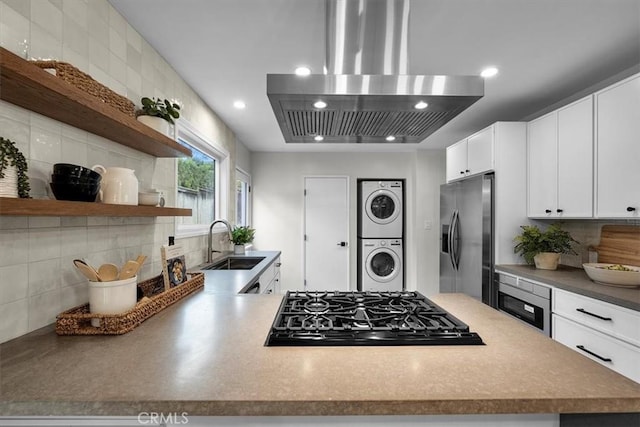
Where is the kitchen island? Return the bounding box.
[0,276,639,425]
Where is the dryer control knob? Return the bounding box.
[380,240,387,246]
[379,181,386,188]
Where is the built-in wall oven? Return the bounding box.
[496,272,551,336]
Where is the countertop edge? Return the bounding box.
[495,265,640,312]
[2,397,639,417]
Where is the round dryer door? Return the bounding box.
[365,190,400,224]
[365,248,400,282]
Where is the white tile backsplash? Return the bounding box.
[0,0,237,343]
[0,263,28,304]
[0,2,30,58]
[28,258,61,296]
[28,227,61,262]
[0,299,29,343]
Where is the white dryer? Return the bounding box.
[359,180,403,238]
[359,239,403,292]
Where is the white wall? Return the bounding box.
[0,0,238,343]
[251,150,445,297]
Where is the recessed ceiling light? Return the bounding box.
[480,67,499,78]
[233,100,246,109]
[313,100,327,109]
[414,101,428,110]
[295,66,311,76]
[314,135,324,141]
[385,135,396,142]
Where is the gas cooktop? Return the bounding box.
[265,291,484,346]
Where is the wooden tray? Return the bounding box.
[55,272,204,335]
[591,225,640,266]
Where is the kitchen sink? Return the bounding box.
[201,256,265,270]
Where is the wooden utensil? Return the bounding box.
[135,254,147,269]
[73,259,100,282]
[119,260,140,280]
[97,263,119,281]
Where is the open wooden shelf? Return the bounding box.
[0,47,191,158]
[0,197,192,217]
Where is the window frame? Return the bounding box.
[174,119,230,239]
[235,167,252,227]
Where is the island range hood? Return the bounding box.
[267,0,484,144]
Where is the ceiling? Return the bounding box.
[109,0,640,152]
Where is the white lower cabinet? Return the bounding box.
[552,288,640,383]
[260,256,281,294]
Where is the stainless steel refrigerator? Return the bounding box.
[439,173,495,307]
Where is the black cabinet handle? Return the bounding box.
[465,169,470,173]
[627,207,636,212]
[460,171,465,174]
[556,209,563,213]
[576,308,612,321]
[576,345,612,362]
[545,209,552,213]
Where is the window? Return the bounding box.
[236,168,251,227]
[175,120,229,238]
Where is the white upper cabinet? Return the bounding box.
[527,96,593,218]
[595,74,640,218]
[527,113,558,217]
[446,126,494,182]
[446,139,468,182]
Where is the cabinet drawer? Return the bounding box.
[553,314,640,383]
[553,288,640,346]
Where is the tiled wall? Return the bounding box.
[0,0,238,343]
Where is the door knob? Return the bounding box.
[337,242,348,247]
[627,206,637,212]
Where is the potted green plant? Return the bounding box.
[136,97,181,136]
[231,225,256,255]
[513,223,578,270]
[0,136,30,198]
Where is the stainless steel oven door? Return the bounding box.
[497,281,551,336]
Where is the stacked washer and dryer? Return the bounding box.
[357,180,405,291]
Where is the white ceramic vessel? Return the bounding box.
[88,276,138,327]
[583,263,640,287]
[92,165,139,205]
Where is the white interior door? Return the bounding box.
[304,176,349,291]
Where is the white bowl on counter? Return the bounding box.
[583,263,640,287]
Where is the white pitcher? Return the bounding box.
[92,165,139,205]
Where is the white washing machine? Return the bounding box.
[359,180,403,238]
[359,239,403,292]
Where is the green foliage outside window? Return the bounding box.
[178,158,214,191]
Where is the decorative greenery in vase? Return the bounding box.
[231,226,256,246]
[0,136,30,198]
[138,97,181,124]
[513,223,578,264]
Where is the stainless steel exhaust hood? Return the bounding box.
[267,0,484,144]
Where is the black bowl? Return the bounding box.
[50,181,100,202]
[53,163,102,181]
[51,173,101,186]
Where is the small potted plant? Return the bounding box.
[513,223,578,270]
[231,225,256,255]
[0,136,30,198]
[136,97,181,136]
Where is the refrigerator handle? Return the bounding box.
[450,210,460,270]
[447,211,456,270]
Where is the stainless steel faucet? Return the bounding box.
[207,219,233,263]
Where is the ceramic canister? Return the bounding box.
[92,165,139,205]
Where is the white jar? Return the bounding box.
[92,165,139,205]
